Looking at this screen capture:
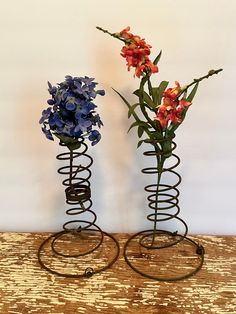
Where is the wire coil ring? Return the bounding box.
[38,138,120,278]
[124,138,205,281]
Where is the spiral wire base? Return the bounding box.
[38,140,119,278]
[124,139,204,281]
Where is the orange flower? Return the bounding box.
[163,81,181,100]
[120,26,133,40]
[154,83,192,128]
[119,26,158,78]
[146,60,159,75]
[135,63,146,77]
[178,98,192,109]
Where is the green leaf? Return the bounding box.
[137,139,145,148]
[140,76,148,89]
[153,50,162,65]
[166,127,176,138]
[161,138,173,159]
[128,121,139,132]
[134,90,156,110]
[66,141,82,151]
[183,90,187,99]
[133,89,141,97]
[143,92,156,109]
[54,133,81,150]
[128,103,140,118]
[127,120,151,133]
[147,78,153,98]
[187,82,199,102]
[180,107,189,121]
[154,132,165,140]
[152,87,159,105]
[139,76,149,104]
[158,81,169,105]
[138,126,144,138]
[54,133,74,143]
[112,88,132,110]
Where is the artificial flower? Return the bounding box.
[119,26,158,77]
[97,26,222,142]
[154,83,192,128]
[39,76,104,147]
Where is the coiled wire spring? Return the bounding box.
[38,137,120,277]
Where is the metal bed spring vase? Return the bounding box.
[124,135,205,281]
[38,138,120,278]
[96,25,222,282]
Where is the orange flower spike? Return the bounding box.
[154,110,169,128]
[132,35,142,44]
[176,99,192,114]
[135,64,146,78]
[163,81,181,100]
[120,26,133,40]
[119,26,159,78]
[146,60,158,74]
[169,112,182,124]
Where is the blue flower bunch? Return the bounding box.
[39,75,105,149]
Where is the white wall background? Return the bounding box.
[0,0,235,234]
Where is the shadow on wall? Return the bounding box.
[92,39,150,232]
[15,84,65,229]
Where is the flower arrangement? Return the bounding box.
[39,75,105,150]
[97,26,222,160]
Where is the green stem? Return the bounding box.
[113,88,155,140]
[147,76,163,133]
[140,105,156,129]
[151,149,164,246]
[179,68,223,97]
[96,26,129,44]
[139,75,159,131]
[147,76,153,96]
[69,149,73,187]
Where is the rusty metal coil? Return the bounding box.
[140,139,188,249]
[37,138,120,278]
[56,140,96,232]
[124,138,205,281]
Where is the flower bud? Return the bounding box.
[208,69,215,75]
[180,85,187,92]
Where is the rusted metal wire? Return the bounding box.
[124,138,205,281]
[38,138,120,278]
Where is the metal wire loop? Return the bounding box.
[38,137,120,278]
[124,137,205,281]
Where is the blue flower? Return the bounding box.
[48,113,64,128]
[40,75,105,146]
[39,107,52,124]
[65,101,76,111]
[42,125,54,141]
[93,114,103,128]
[79,76,95,86]
[73,128,83,137]
[62,121,75,136]
[47,82,57,95]
[74,116,92,133]
[47,99,55,105]
[73,81,90,99]
[64,75,74,87]
[80,102,97,115]
[96,90,105,96]
[88,130,101,146]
